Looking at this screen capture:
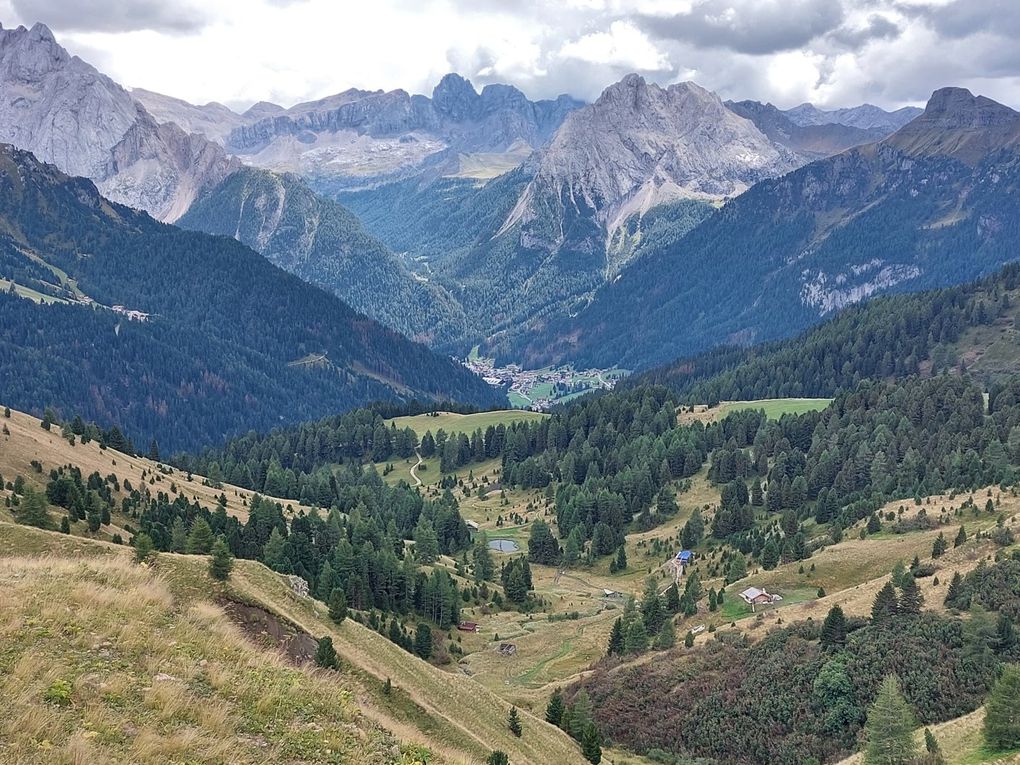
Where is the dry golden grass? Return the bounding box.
[0,519,586,764]
[0,532,407,764]
[836,707,1020,765]
[0,406,294,529]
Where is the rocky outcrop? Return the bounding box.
[0,23,235,221]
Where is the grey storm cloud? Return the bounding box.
[10,0,209,34]
[898,0,1020,40]
[635,0,846,55]
[828,13,900,48]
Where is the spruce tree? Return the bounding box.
[328,588,348,624]
[606,617,624,656]
[414,624,433,660]
[208,536,233,581]
[984,664,1020,751]
[545,690,564,726]
[655,618,676,650]
[944,572,965,608]
[581,722,602,764]
[314,636,339,669]
[954,526,967,547]
[508,706,522,737]
[864,674,919,765]
[614,545,627,572]
[624,618,649,654]
[133,532,155,564]
[486,752,509,765]
[898,576,923,615]
[931,532,947,559]
[186,517,215,554]
[872,582,899,622]
[684,630,695,648]
[665,581,681,613]
[820,605,848,649]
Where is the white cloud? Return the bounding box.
[558,20,670,71]
[4,0,1020,111]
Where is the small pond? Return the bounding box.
[488,538,520,552]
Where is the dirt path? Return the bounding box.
[409,450,424,487]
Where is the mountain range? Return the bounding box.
[4,20,1010,381]
[513,86,1020,369]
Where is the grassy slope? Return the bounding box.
[0,407,294,526]
[387,410,548,439]
[0,522,588,765]
[835,707,1020,765]
[0,525,401,765]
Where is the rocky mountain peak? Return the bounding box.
[0,23,235,220]
[920,87,1020,129]
[885,87,1020,163]
[432,72,480,120]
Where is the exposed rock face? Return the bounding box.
[223,73,583,186]
[502,75,801,243]
[784,101,922,132]
[883,86,1020,163]
[0,23,235,221]
[132,87,245,143]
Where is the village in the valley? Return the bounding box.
[463,353,627,409]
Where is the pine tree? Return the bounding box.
[607,617,624,656]
[581,722,602,764]
[133,532,155,564]
[954,525,967,547]
[684,630,695,648]
[820,605,848,649]
[545,690,565,726]
[314,636,339,669]
[872,582,899,622]
[708,588,718,612]
[864,674,919,765]
[508,706,522,737]
[328,588,348,624]
[414,624,433,660]
[208,536,233,581]
[486,752,509,765]
[59,515,70,534]
[898,576,923,615]
[984,664,1020,751]
[867,513,882,534]
[931,532,947,558]
[186,517,215,554]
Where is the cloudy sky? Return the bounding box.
[3,0,1018,111]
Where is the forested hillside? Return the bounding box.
[179,168,468,346]
[0,144,500,450]
[630,262,1020,402]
